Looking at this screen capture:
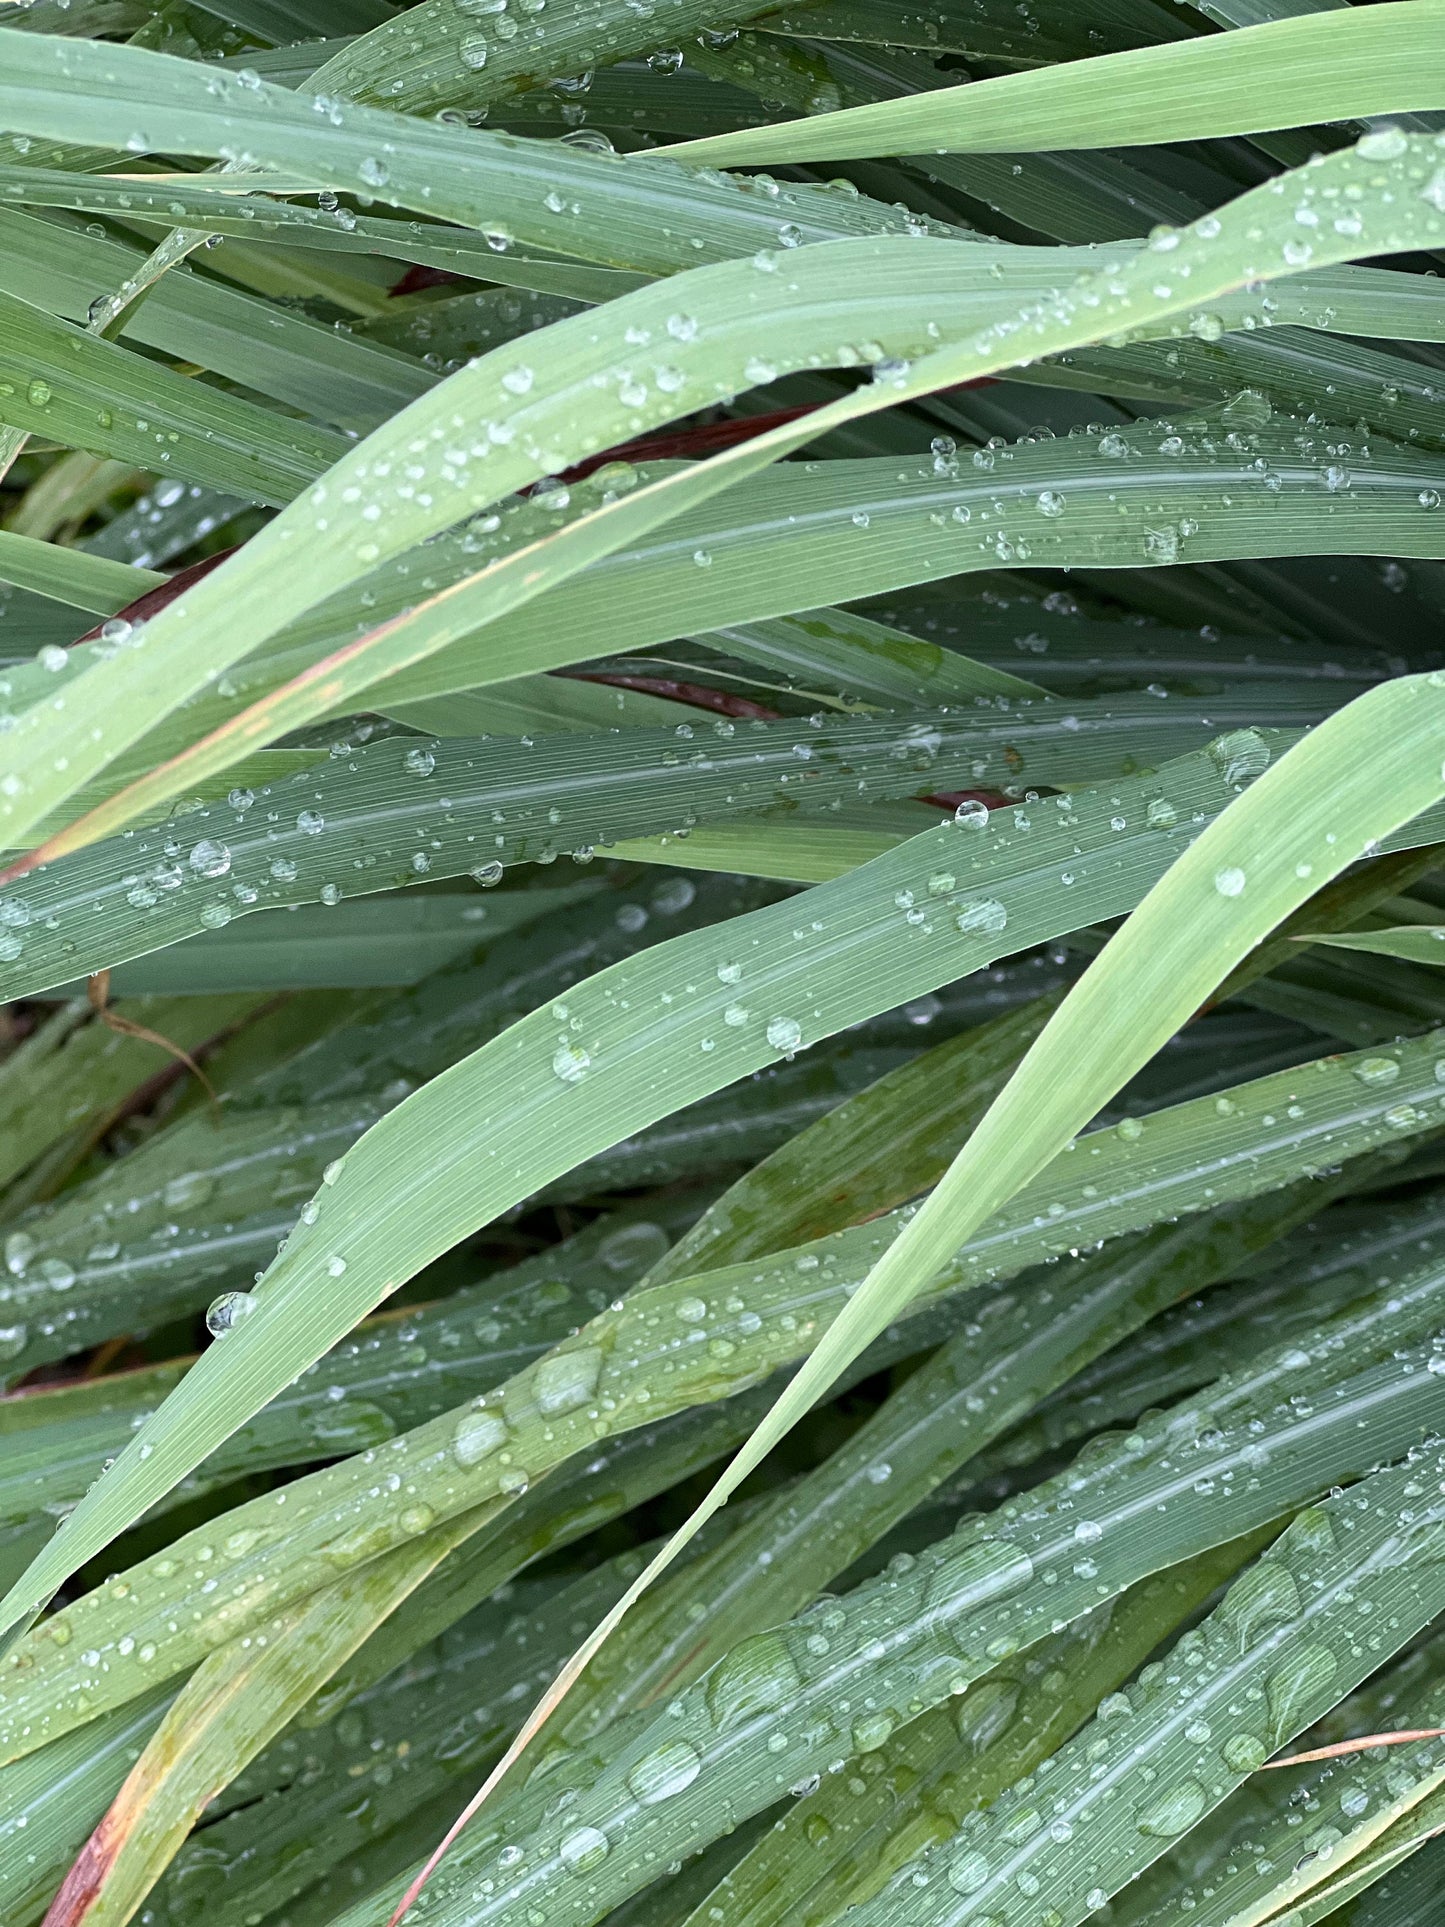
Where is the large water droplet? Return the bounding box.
[1209,728,1271,787]
[453,1408,508,1466]
[626,1739,702,1804]
[924,1535,1034,1615]
[188,838,231,879]
[597,1221,670,1275]
[553,1042,591,1084]
[1221,1561,1302,1644]
[955,899,1007,935]
[948,1849,991,1895]
[533,1346,602,1416]
[704,1631,802,1733]
[1222,1732,1267,1772]
[559,1826,610,1872]
[766,1016,802,1054]
[1353,1056,1401,1087]
[1266,1643,1338,1738]
[1137,1778,1208,1837]
[206,1290,257,1336]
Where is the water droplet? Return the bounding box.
[705,1631,802,1732]
[925,1536,1034,1615]
[163,1172,214,1209]
[1222,1733,1267,1772]
[533,1346,602,1415]
[767,1016,802,1054]
[955,1679,1021,1752]
[553,1042,591,1084]
[1137,1778,1208,1837]
[404,745,437,777]
[956,898,1007,935]
[1266,1644,1338,1738]
[597,1221,669,1273]
[948,1850,991,1895]
[1221,1559,1303,1644]
[1209,729,1271,787]
[559,1826,610,1872]
[852,1711,895,1751]
[1353,1056,1401,1087]
[453,1408,508,1466]
[1358,127,1410,159]
[1214,866,1247,898]
[627,1739,702,1803]
[206,1290,257,1337]
[188,838,231,879]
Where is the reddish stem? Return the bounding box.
[563,671,781,720]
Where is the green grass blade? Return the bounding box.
[27,408,1433,872]
[0,739,1285,1620]
[0,1199,694,1520]
[964,1177,1445,1490]
[350,1334,1445,1927]
[1303,926,1445,967]
[0,1017,1433,1767]
[1108,1663,1445,1927]
[8,727,1445,1635]
[839,1458,1445,1927]
[702,607,1048,705]
[0,206,434,432]
[0,288,345,505]
[663,2,1445,162]
[0,38,956,273]
[34,408,1445,874]
[559,1184,1338,1744]
[434,677,1445,1893]
[11,121,1445,861]
[42,1509,483,1927]
[145,1553,655,1926]
[0,530,160,614]
[1294,1804,1445,1926]
[308,0,772,114]
[647,676,1445,1692]
[0,697,1317,997]
[685,1539,1266,1927]
[0,1686,174,1927]
[649,994,1061,1284]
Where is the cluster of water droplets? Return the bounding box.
[861,1447,1445,1927]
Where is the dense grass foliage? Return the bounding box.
[2,2,1445,1924]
